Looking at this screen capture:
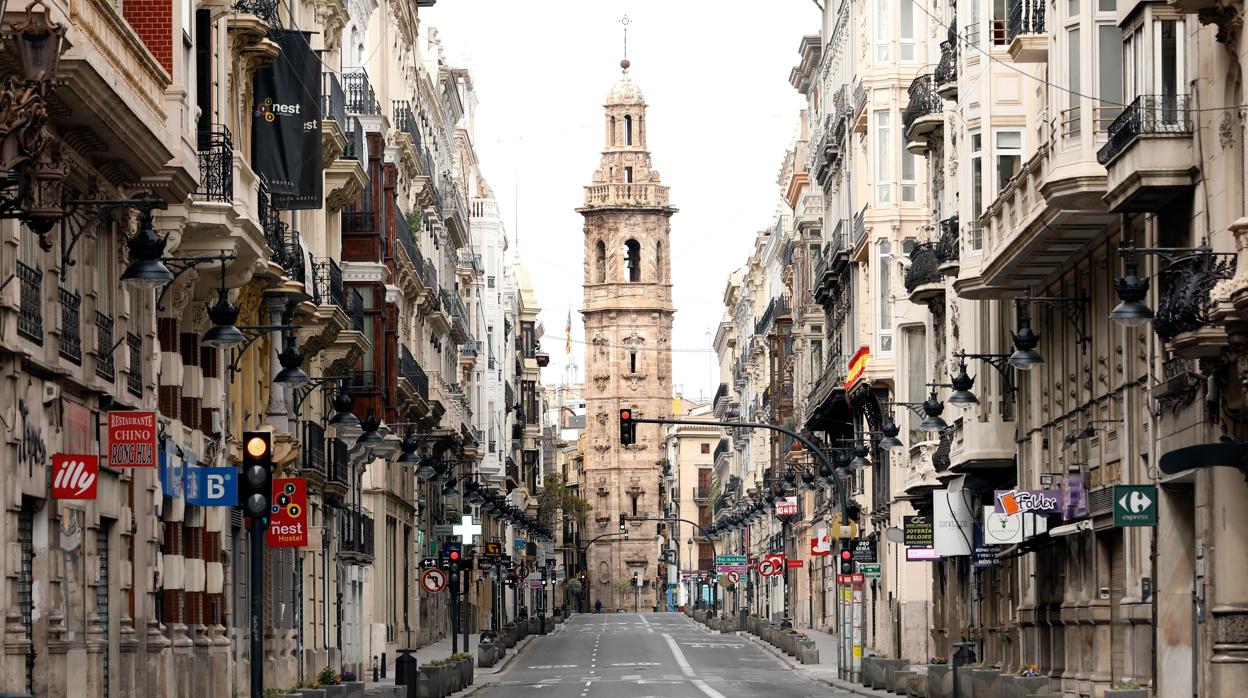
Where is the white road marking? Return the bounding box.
[637,614,655,633]
[662,632,729,698]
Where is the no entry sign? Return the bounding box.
[421,568,447,593]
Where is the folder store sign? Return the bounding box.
[267,478,309,548]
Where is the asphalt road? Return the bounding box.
[481,612,853,698]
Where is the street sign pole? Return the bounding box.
[250,517,265,698]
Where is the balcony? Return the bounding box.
[904,243,943,304]
[713,438,730,467]
[321,72,348,166]
[852,81,868,133]
[16,262,42,345]
[1153,254,1237,357]
[233,0,280,26]
[456,249,483,280]
[693,487,711,502]
[58,288,82,365]
[126,333,143,397]
[795,194,824,228]
[93,313,114,382]
[1098,95,1196,212]
[312,258,344,308]
[852,206,868,249]
[934,31,958,99]
[810,111,844,186]
[343,69,380,115]
[1007,0,1047,63]
[712,383,730,418]
[339,506,375,560]
[399,346,431,410]
[581,183,671,210]
[304,422,327,479]
[934,216,960,274]
[903,74,943,153]
[441,288,470,342]
[328,440,350,498]
[258,187,306,285]
[459,339,480,369]
[192,126,233,202]
[754,295,791,336]
[327,116,368,211]
[394,204,428,288]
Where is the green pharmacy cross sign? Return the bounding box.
[1113,485,1157,527]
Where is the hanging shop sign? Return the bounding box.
[108,411,157,468]
[933,489,974,557]
[857,563,882,579]
[1061,475,1088,520]
[185,467,238,507]
[981,506,1024,545]
[51,454,98,500]
[267,478,308,548]
[811,528,831,556]
[905,547,940,561]
[159,440,184,500]
[903,515,933,547]
[994,489,1065,517]
[774,496,799,519]
[971,524,1001,569]
[1113,485,1158,527]
[844,347,871,390]
[252,31,323,209]
[850,539,877,563]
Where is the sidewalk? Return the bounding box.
[735,623,897,698]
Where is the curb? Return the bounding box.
[737,631,892,698]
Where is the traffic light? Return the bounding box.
[240,431,273,523]
[839,540,853,575]
[619,409,636,445]
[619,513,627,531]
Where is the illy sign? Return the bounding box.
[51,454,99,500]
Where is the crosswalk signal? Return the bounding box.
[619,513,627,531]
[240,432,273,524]
[619,409,636,445]
[839,542,853,575]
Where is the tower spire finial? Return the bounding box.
[619,15,631,70]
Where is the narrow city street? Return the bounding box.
[482,613,850,698]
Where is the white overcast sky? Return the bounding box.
[423,1,817,401]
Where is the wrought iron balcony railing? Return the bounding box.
[852,81,866,118]
[126,332,143,397]
[323,72,346,129]
[904,242,941,294]
[192,125,233,202]
[460,339,480,357]
[441,174,468,223]
[440,288,470,329]
[94,312,114,381]
[935,216,960,265]
[339,506,374,557]
[1006,0,1045,43]
[395,205,424,270]
[304,422,327,476]
[400,346,430,402]
[331,439,349,485]
[58,288,82,364]
[713,437,730,464]
[852,206,868,248]
[342,68,380,116]
[419,258,438,291]
[902,74,942,134]
[312,258,344,308]
[1153,253,1236,343]
[456,249,483,275]
[342,116,366,161]
[233,0,280,27]
[1096,94,1194,166]
[346,288,365,332]
[392,100,422,145]
[934,37,957,89]
[16,261,41,344]
[258,186,305,283]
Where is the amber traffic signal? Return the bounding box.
[240,431,272,522]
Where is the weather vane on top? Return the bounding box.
[620,15,630,64]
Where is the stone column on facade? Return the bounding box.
[84,608,106,697]
[116,614,137,698]
[265,296,292,432]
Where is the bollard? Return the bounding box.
[372,655,379,683]
[381,651,387,679]
[951,641,976,698]
[395,648,418,698]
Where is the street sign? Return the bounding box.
[857,563,882,579]
[787,559,804,569]
[972,524,1001,568]
[851,573,864,584]
[1113,485,1157,527]
[715,555,747,565]
[453,515,483,543]
[903,516,933,547]
[420,557,439,569]
[715,564,748,574]
[433,524,454,536]
[516,565,530,579]
[836,574,854,585]
[527,581,544,589]
[850,539,877,563]
[758,554,785,576]
[514,539,527,549]
[421,568,447,593]
[727,571,741,584]
[483,542,503,558]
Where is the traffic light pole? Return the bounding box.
[250,518,265,698]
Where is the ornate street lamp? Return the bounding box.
[273,332,310,384]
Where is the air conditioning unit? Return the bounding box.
[43,382,61,404]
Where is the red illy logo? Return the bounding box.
[52,454,99,500]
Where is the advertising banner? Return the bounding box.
[994,489,1065,516]
[811,527,831,556]
[903,515,933,547]
[933,488,974,557]
[972,524,1001,568]
[775,496,799,518]
[51,454,98,500]
[107,411,157,467]
[267,478,308,548]
[185,467,239,506]
[252,31,323,209]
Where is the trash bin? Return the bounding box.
[951,641,977,698]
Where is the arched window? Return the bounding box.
[624,239,641,282]
[624,115,633,145]
[595,240,606,283]
[655,241,663,282]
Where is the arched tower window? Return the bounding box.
[609,116,616,146]
[595,240,606,283]
[624,115,633,145]
[656,241,664,283]
[624,239,641,282]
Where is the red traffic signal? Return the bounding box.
[840,550,852,561]
[619,409,636,445]
[839,547,853,574]
[449,550,461,561]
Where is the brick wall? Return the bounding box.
[123,0,174,73]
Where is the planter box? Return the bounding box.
[926,665,952,698]
[796,643,819,665]
[1001,676,1054,698]
[417,665,446,698]
[462,657,474,686]
[956,667,976,698]
[908,672,927,697]
[971,668,1002,698]
[893,670,916,694]
[879,659,910,691]
[861,658,881,688]
[298,691,328,698]
[323,686,346,698]
[1104,691,1147,698]
[342,682,365,698]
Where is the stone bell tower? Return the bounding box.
[579,59,677,612]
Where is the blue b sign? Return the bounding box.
[186,467,239,506]
[514,539,527,549]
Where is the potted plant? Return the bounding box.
[1105,679,1147,698]
[451,652,474,687]
[419,659,447,698]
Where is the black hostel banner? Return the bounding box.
[252,31,323,210]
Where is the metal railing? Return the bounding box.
[1153,253,1236,343]
[342,116,366,161]
[693,487,711,501]
[1096,95,1194,166]
[258,185,305,282]
[935,37,957,89]
[331,439,349,485]
[126,333,142,397]
[400,346,429,401]
[58,288,81,364]
[233,0,280,27]
[902,74,942,134]
[1006,0,1045,43]
[343,69,380,115]
[304,422,327,477]
[460,339,480,357]
[16,261,41,344]
[441,174,468,223]
[339,506,375,557]
[392,100,422,145]
[852,81,866,118]
[323,72,345,128]
[441,288,470,329]
[94,312,114,381]
[346,288,365,332]
[904,242,941,293]
[193,125,233,202]
[312,258,344,308]
[935,216,960,265]
[419,258,437,291]
[394,204,424,269]
[713,437,730,464]
[852,206,868,248]
[456,249,483,274]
